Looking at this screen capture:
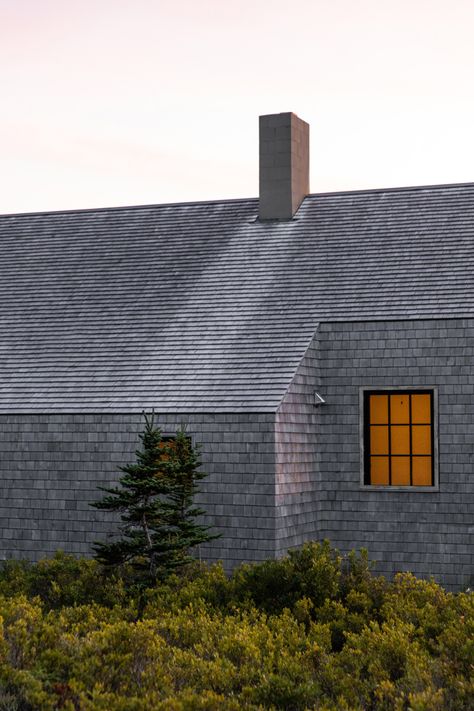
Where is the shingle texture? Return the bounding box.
[0,413,276,568]
[2,182,474,413]
[316,319,474,591]
[2,182,474,588]
[275,335,319,555]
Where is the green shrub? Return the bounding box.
[0,551,128,610]
[0,543,471,710]
[229,540,342,614]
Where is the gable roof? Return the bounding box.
[1,182,474,413]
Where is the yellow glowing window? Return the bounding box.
[364,391,434,487]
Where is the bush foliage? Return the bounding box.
[0,543,472,710]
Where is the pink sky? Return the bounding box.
[1,0,474,213]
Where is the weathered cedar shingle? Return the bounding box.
[1,183,473,412]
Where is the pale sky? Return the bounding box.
[1,0,474,214]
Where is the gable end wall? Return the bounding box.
[317,318,474,591]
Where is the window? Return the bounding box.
[157,436,177,461]
[156,435,192,464]
[363,390,435,487]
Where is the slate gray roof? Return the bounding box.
[1,182,474,413]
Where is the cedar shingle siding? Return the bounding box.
[1,182,474,589]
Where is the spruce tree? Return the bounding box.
[91,413,217,584]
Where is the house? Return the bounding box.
[0,112,473,591]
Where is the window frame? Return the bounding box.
[359,387,439,491]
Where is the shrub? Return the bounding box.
[228,540,342,613]
[0,552,128,610]
[0,543,471,710]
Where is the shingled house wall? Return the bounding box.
[0,413,276,570]
[1,316,473,590]
[315,318,474,591]
[275,335,320,555]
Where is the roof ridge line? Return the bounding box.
[0,196,259,220]
[2,181,474,219]
[305,181,474,199]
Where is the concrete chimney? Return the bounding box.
[259,112,310,221]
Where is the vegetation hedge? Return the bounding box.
[0,542,472,710]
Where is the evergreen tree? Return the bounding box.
[91,413,218,584]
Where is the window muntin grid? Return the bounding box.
[364,391,434,486]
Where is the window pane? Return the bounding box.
[391,425,410,454]
[370,395,388,424]
[412,457,432,486]
[157,438,177,462]
[412,425,431,455]
[411,394,431,424]
[365,390,435,488]
[371,457,389,485]
[391,457,410,486]
[390,394,410,423]
[370,426,389,454]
